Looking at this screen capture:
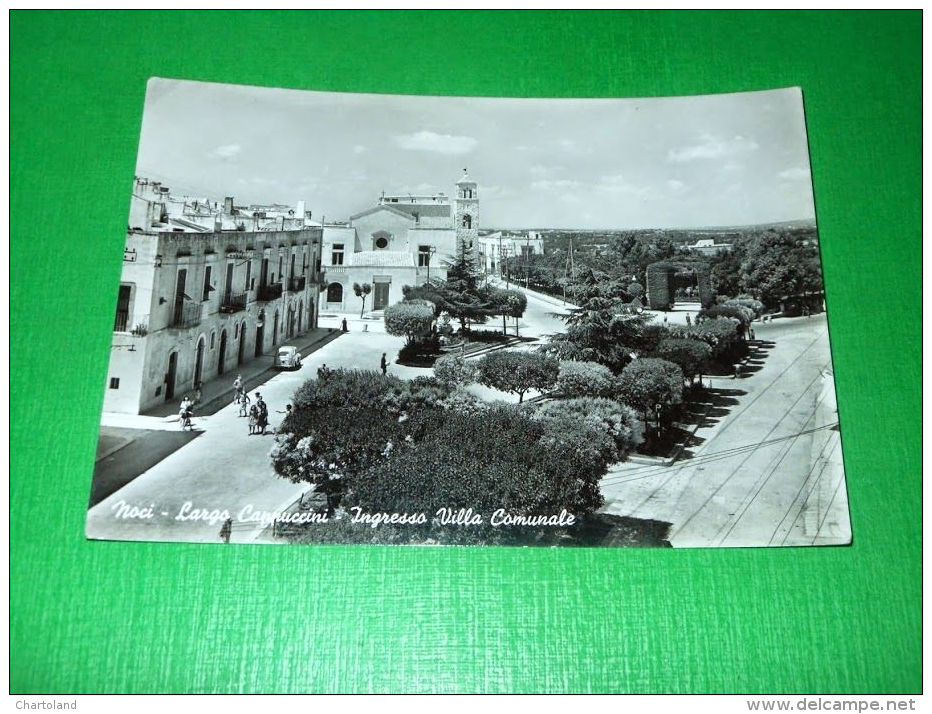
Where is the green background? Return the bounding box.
[10,11,921,693]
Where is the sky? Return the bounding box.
[136,79,816,230]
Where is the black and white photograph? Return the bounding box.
[87,79,851,548]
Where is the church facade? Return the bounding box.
[319,171,479,314]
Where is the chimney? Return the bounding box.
[223,196,234,214]
[296,200,306,222]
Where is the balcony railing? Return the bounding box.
[257,283,283,302]
[288,275,306,292]
[220,292,248,313]
[171,299,201,329]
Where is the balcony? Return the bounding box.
[288,275,306,292]
[220,292,247,313]
[257,283,283,302]
[171,299,201,329]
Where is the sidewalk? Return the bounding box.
[140,327,342,419]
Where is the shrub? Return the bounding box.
[615,358,684,418]
[699,303,753,327]
[535,397,643,461]
[670,317,741,358]
[556,360,616,398]
[350,406,605,516]
[723,296,765,319]
[628,282,644,299]
[384,300,435,344]
[434,353,478,387]
[477,350,560,403]
[654,338,713,383]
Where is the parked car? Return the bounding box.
[275,346,302,370]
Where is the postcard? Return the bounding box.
[87,79,850,548]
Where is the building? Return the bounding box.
[319,171,479,314]
[477,230,545,275]
[684,238,731,256]
[106,179,324,414]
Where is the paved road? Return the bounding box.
[86,321,427,544]
[599,314,850,548]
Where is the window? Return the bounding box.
[375,236,388,249]
[521,245,533,258]
[245,260,252,291]
[326,282,343,303]
[461,214,472,229]
[332,244,345,265]
[418,246,431,267]
[109,377,120,389]
[202,266,212,301]
[114,284,131,332]
[210,331,216,349]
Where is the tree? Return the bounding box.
[434,353,477,387]
[615,358,684,421]
[438,251,492,331]
[556,360,617,398]
[655,338,712,384]
[353,282,372,318]
[534,397,643,461]
[477,350,559,403]
[350,406,605,517]
[545,271,655,373]
[739,230,822,308]
[383,300,435,345]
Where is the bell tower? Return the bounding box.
[454,169,479,259]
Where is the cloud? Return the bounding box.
[667,179,685,191]
[208,143,241,160]
[353,145,367,155]
[530,179,581,191]
[667,134,759,163]
[778,167,811,181]
[394,131,477,155]
[597,173,654,199]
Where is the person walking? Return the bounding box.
[255,393,269,435]
[248,404,258,435]
[341,317,348,332]
[192,382,203,408]
[178,395,192,429]
[220,517,233,544]
[685,313,692,326]
[238,390,251,417]
[380,352,388,375]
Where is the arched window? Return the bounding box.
[327,282,343,303]
[461,214,472,229]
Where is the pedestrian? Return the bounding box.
[248,404,258,435]
[179,395,192,429]
[239,390,251,417]
[734,364,741,380]
[220,517,233,544]
[341,317,348,332]
[192,382,203,408]
[685,313,692,326]
[233,375,243,402]
[663,314,668,323]
[256,394,269,435]
[750,327,756,340]
[380,352,388,375]
[317,364,326,379]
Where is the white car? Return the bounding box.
[276,346,302,370]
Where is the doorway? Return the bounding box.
[272,311,279,345]
[218,330,228,375]
[165,351,178,401]
[373,282,390,311]
[238,323,247,365]
[194,337,205,387]
[255,310,265,357]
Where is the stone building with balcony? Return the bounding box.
[319,170,480,315]
[106,181,324,415]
